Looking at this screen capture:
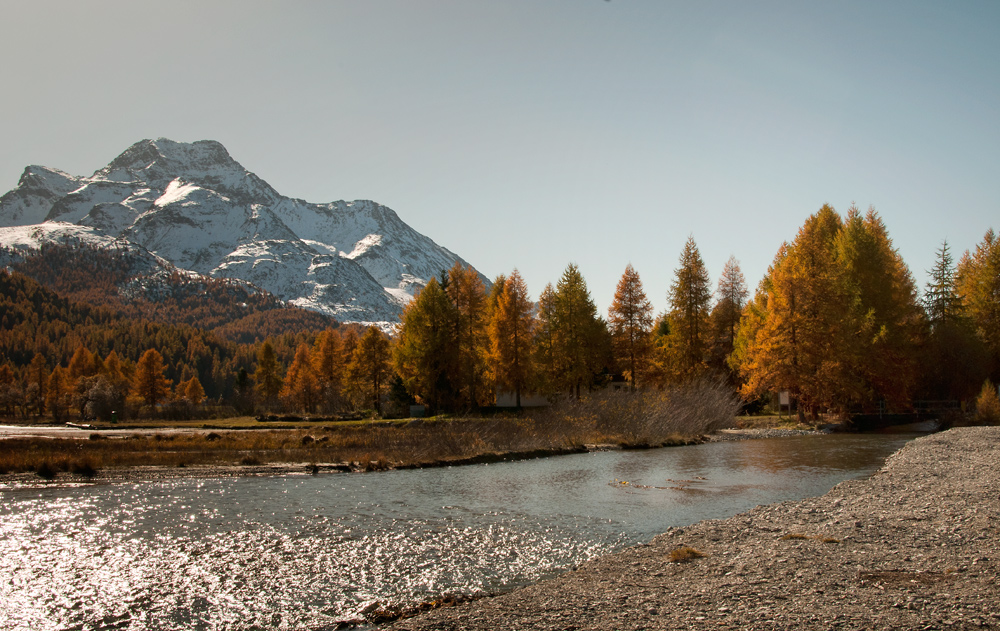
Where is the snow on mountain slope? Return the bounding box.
[274,197,486,295]
[93,138,282,205]
[46,180,139,225]
[0,138,486,326]
[214,241,402,323]
[0,222,117,251]
[0,222,170,276]
[0,166,84,227]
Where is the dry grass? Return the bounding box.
[781,533,840,543]
[0,378,741,478]
[0,416,328,431]
[669,547,705,563]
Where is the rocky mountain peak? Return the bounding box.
[101,138,235,176]
[0,138,487,328]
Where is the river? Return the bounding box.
[0,433,914,630]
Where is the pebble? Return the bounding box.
[389,427,1000,631]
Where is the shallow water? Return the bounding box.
[0,433,913,630]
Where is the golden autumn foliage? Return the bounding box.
[835,207,923,407]
[393,278,458,413]
[608,264,653,391]
[345,326,393,415]
[660,237,713,384]
[132,349,171,409]
[957,230,1000,374]
[183,377,206,406]
[975,380,1000,424]
[488,269,535,407]
[445,263,491,410]
[3,214,998,424]
[281,344,320,413]
[311,328,346,413]
[733,205,925,418]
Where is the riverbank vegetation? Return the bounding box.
[1,206,998,429]
[0,378,737,477]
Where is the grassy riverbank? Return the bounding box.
[0,380,740,480]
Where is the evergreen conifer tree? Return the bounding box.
[552,264,606,399]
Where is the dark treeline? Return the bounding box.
[2,206,999,423]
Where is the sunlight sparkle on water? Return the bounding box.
[0,434,911,630]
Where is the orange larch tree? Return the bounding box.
[664,237,712,382]
[488,269,536,407]
[281,344,319,413]
[608,264,653,391]
[345,326,393,416]
[184,376,206,406]
[445,262,490,410]
[133,349,172,410]
[312,328,346,413]
[956,228,1000,381]
[254,341,283,412]
[835,205,923,409]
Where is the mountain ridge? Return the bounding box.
[0,138,487,327]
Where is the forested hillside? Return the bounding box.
[4,243,337,338]
[1,206,998,424]
[0,246,345,417]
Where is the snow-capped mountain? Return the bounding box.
[0,138,486,326]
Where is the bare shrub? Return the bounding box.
[540,376,739,446]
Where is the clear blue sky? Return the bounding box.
[3,1,997,315]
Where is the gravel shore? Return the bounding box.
[389,427,1000,631]
[709,427,822,441]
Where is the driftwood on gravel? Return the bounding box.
[389,427,1000,631]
